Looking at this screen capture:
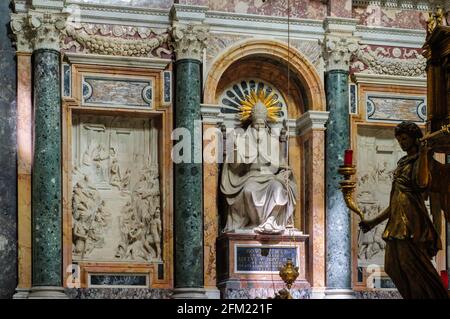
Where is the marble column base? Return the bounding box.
[310,287,326,299]
[12,288,31,299]
[172,288,207,299]
[204,287,221,299]
[28,286,69,299]
[324,288,355,299]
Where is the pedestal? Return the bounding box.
[217,230,310,299]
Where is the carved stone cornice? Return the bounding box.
[170,23,209,61]
[296,111,329,136]
[28,11,68,51]
[200,104,224,124]
[10,13,33,53]
[322,35,359,72]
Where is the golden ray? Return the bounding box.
[238,88,281,123]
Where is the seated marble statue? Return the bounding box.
[220,91,297,234]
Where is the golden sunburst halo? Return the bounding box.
[239,89,281,122]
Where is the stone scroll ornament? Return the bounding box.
[220,88,297,235]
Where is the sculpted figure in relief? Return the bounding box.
[115,166,162,261]
[72,176,111,258]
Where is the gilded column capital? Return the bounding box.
[28,11,69,51]
[10,13,33,53]
[322,35,359,72]
[170,23,209,61]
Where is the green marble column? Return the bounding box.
[325,70,352,294]
[0,0,18,299]
[174,59,204,295]
[30,48,66,298]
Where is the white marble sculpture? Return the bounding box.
[71,115,162,263]
[220,90,297,234]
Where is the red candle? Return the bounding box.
[344,149,353,166]
[441,270,449,290]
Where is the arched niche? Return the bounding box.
[204,39,325,115]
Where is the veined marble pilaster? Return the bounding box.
[297,111,328,299]
[171,23,208,299]
[10,11,34,299]
[201,105,223,299]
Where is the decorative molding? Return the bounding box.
[62,2,170,29]
[323,35,359,71]
[28,0,65,12]
[10,13,33,52]
[352,0,448,11]
[170,3,208,23]
[205,11,324,39]
[355,26,426,48]
[285,118,298,136]
[352,45,426,77]
[323,17,359,34]
[12,1,30,13]
[65,23,170,57]
[64,52,171,69]
[296,111,330,136]
[170,23,209,61]
[353,73,426,87]
[201,104,224,124]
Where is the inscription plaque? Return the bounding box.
[235,246,298,273]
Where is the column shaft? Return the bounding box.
[325,70,351,290]
[32,49,62,287]
[0,1,18,299]
[174,59,203,289]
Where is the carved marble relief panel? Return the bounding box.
[71,114,162,264]
[356,126,404,268]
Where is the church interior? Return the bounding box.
[0,0,449,299]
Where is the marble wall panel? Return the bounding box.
[208,0,327,19]
[353,6,427,30]
[366,95,426,123]
[83,76,153,108]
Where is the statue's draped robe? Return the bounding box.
[382,155,448,299]
[220,127,296,233]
